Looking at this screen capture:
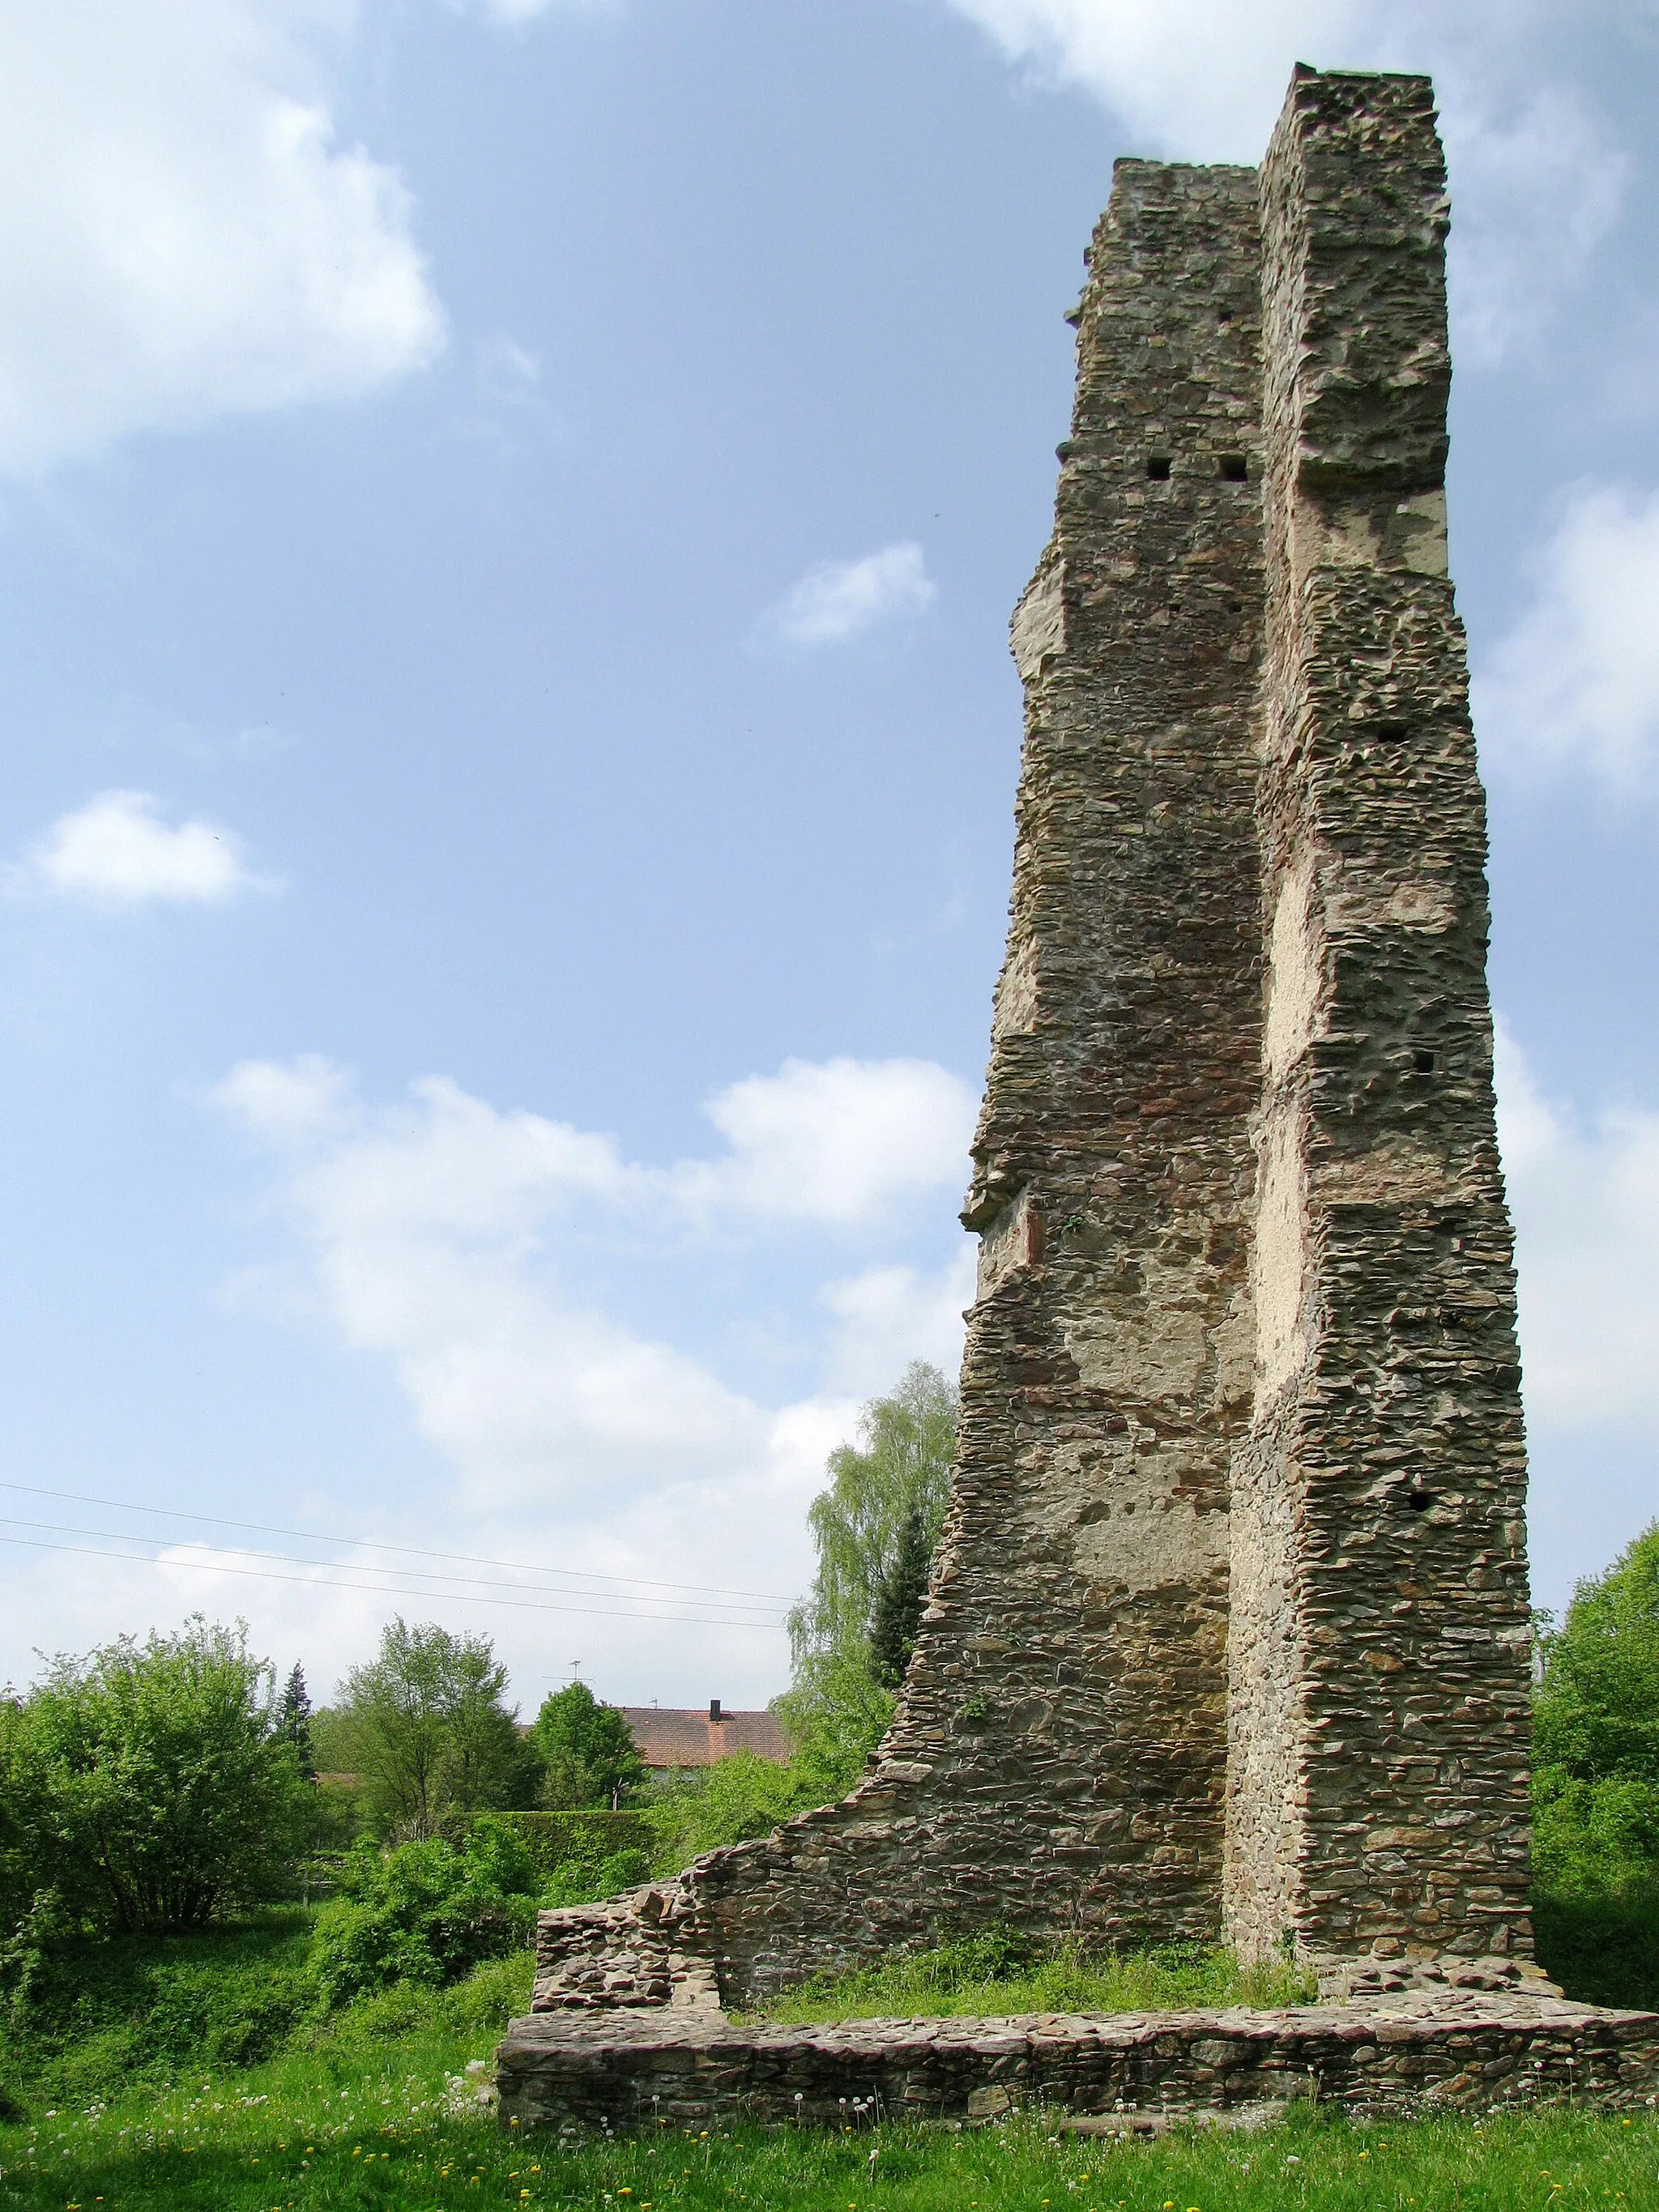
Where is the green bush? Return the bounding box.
[645,1749,819,1865]
[1533,1890,1659,2012]
[0,1909,317,2105]
[307,1821,538,2007]
[454,1808,655,1877]
[0,1618,312,1935]
[539,1848,651,1907]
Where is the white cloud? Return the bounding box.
[935,2,1627,367]
[0,0,444,475]
[1486,1021,1659,1608]
[941,0,1356,162]
[1498,1020,1659,1436]
[190,1046,976,1698]
[8,789,276,907]
[1473,484,1659,792]
[820,1252,977,1396]
[766,543,936,648]
[688,1057,976,1225]
[211,1051,974,1509]
[457,0,608,24]
[1440,90,1628,367]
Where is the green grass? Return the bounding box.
[748,1938,1319,2026]
[1,1901,1655,2206]
[1,2063,1656,2210]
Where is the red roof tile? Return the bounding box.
[621,1707,788,1768]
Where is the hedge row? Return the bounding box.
[458,1809,656,1875]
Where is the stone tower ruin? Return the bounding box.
[533,64,1538,2010]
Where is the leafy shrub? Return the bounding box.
[645,1750,818,1865]
[454,1809,655,1877]
[0,1908,317,2103]
[539,1848,651,1907]
[0,1618,312,1934]
[308,1821,538,2007]
[1533,1890,1659,2012]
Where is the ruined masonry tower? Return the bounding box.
[536,66,1537,2006]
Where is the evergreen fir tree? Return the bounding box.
[868,1509,933,1689]
[277,1660,316,1781]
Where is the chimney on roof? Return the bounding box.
[710,1698,722,1723]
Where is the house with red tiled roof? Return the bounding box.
[621,1698,787,1771]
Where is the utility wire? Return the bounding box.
[0,1533,787,1630]
[0,1478,791,1604]
[0,1515,787,1626]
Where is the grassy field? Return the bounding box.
[2,2056,1657,2211]
[1,1901,1656,2208]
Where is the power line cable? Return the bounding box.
[0,1478,791,1604]
[0,1532,787,1629]
[0,1515,787,1625]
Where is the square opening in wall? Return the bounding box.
[1145,454,1172,480]
[1218,453,1248,482]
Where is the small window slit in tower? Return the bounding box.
[1218,453,1248,482]
[1408,1490,1434,1513]
[1145,454,1172,481]
[1376,721,1410,742]
[1414,1050,1436,1075]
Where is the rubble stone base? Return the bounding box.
[496,1993,1659,2133]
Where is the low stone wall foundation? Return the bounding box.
[497,1995,1659,2133]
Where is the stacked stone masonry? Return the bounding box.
[518,65,1541,2028]
[498,1995,1659,2134]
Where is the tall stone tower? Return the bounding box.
[532,65,1537,2008]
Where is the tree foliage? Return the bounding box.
[1533,1523,1659,1899]
[333,1620,537,1837]
[771,1648,895,1803]
[787,1359,956,1670]
[869,1508,934,1689]
[307,1818,541,2007]
[531,1681,646,1809]
[0,1617,311,1933]
[275,1662,316,1783]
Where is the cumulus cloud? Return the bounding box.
[1477,1020,1659,1608]
[188,1045,975,1697]
[0,0,444,475]
[1497,1020,1659,1438]
[1441,89,1628,367]
[765,543,936,648]
[688,1058,976,1225]
[935,2,1627,366]
[819,1251,978,1396]
[1473,484,1659,793]
[211,1051,974,1507]
[8,790,277,906]
[941,0,1356,163]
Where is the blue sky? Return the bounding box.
[2,0,1657,1712]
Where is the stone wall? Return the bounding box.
[498,1993,1659,2133]
[521,63,1536,2015]
[1222,69,1533,1978]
